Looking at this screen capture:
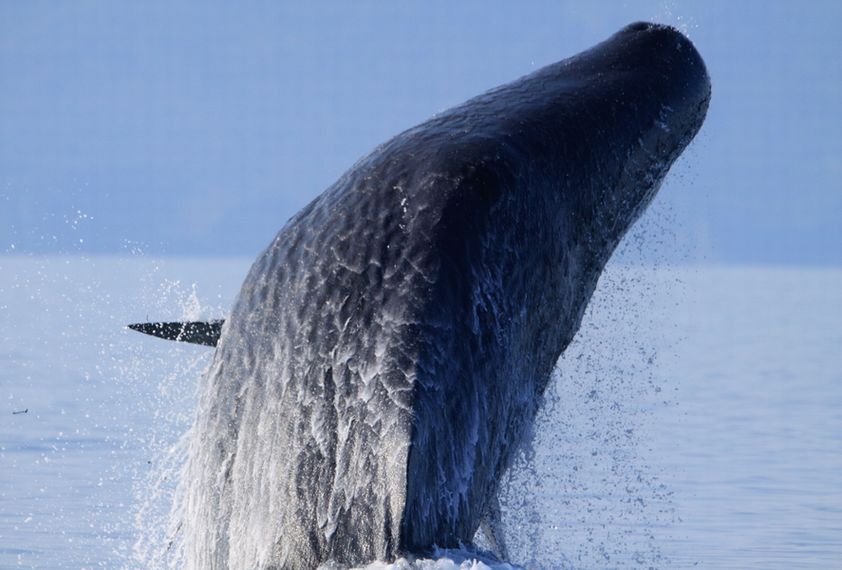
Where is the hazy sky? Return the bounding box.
[1,1,840,264]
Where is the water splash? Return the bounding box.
[124,265,231,569]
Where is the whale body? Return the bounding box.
[178,22,710,569]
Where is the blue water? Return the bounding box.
[1,257,840,568]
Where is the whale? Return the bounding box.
[132,21,710,569]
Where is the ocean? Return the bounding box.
[1,256,840,568]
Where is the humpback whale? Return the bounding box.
[131,21,710,569]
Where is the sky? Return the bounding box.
[1,1,840,264]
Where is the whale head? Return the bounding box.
[558,21,711,256]
[433,21,711,267]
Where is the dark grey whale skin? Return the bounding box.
[184,22,710,569]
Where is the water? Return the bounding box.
[1,256,840,568]
[651,268,842,567]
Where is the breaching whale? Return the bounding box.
[130,21,710,569]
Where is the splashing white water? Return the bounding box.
[341,548,520,569]
[127,268,231,569]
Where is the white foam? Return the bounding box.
[329,548,520,570]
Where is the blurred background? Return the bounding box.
[2,0,840,264]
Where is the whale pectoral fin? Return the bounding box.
[479,493,509,562]
[127,320,225,347]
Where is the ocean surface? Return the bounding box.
[1,256,840,568]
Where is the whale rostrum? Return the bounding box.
[131,22,710,569]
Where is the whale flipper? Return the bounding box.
[127,320,224,347]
